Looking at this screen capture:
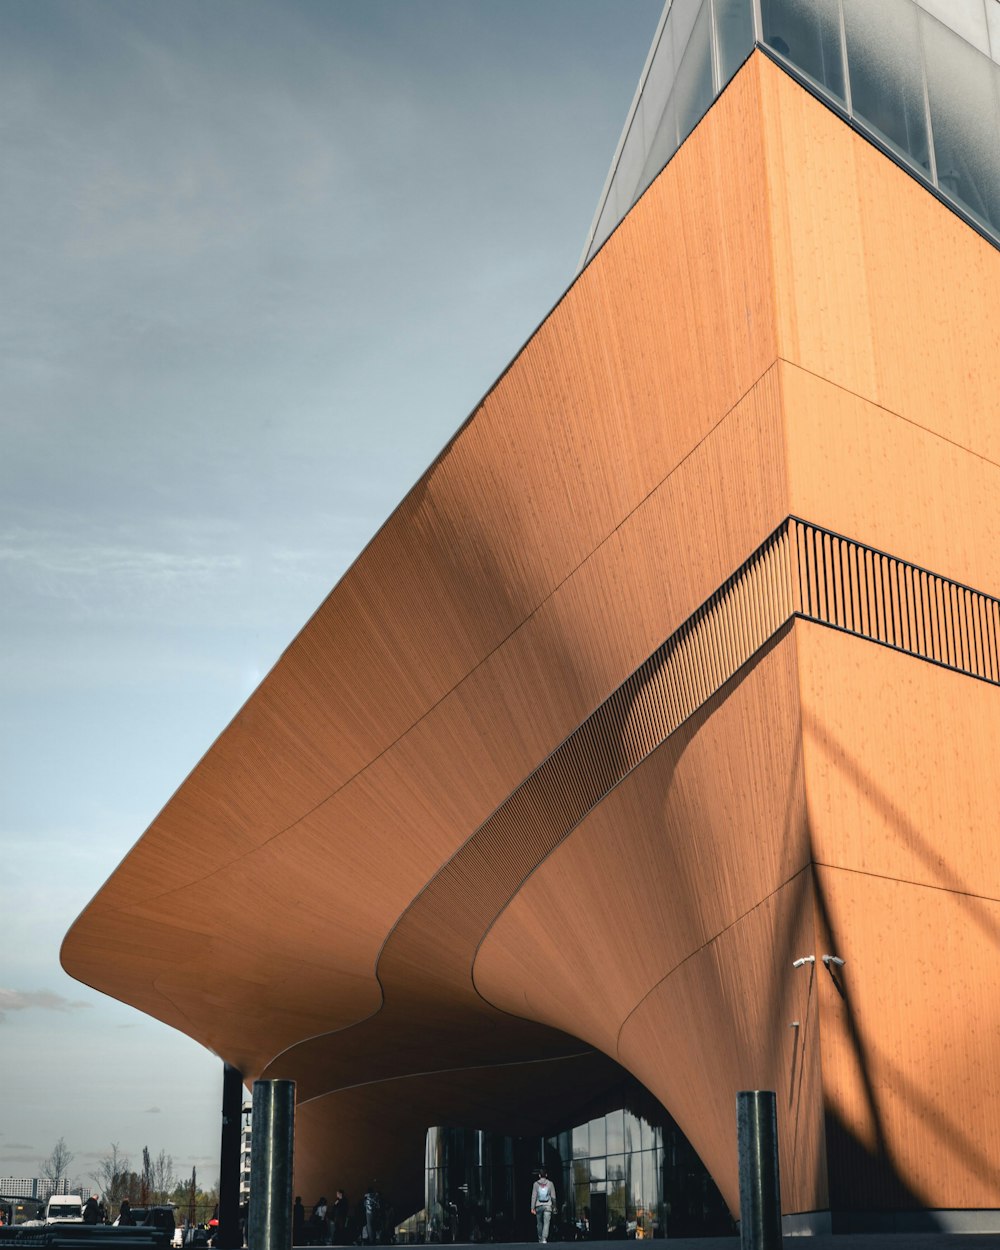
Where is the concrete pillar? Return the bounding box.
[249,1079,295,1250]
[737,1089,781,1250]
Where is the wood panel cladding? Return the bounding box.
[758,56,1000,463]
[419,514,1000,909]
[60,52,1000,1225]
[813,866,1000,1212]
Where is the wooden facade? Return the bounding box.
[63,53,1000,1226]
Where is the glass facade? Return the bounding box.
[413,1089,731,1242]
[581,0,1000,266]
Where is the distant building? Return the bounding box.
[240,1101,252,1204]
[0,1177,73,1200]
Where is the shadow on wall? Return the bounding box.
[806,705,1000,1219]
[286,446,684,1211]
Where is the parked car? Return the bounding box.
[45,1195,84,1224]
[129,1206,177,1238]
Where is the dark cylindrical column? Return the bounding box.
[217,1063,245,1249]
[736,1090,781,1250]
[249,1079,295,1250]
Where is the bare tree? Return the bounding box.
[40,1138,74,1195]
[151,1150,175,1205]
[93,1143,132,1208]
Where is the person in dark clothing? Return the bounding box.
[293,1197,306,1246]
[117,1200,136,1226]
[82,1197,101,1225]
[331,1191,349,1245]
[362,1183,382,1247]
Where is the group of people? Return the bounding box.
[293,1183,386,1247]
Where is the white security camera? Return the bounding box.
[822,955,845,967]
[792,956,815,968]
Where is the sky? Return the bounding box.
[0,0,664,1197]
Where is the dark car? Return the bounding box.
[128,1207,177,1238]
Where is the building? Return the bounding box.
[63,0,1000,1236]
[240,1102,252,1207]
[0,1178,74,1201]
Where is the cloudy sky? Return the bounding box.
[1,0,664,1193]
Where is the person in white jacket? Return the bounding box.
[530,1170,556,1244]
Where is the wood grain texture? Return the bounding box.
[62,55,785,1079]
[62,53,1000,1224]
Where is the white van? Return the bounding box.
[45,1194,84,1223]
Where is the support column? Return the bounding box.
[737,1089,781,1250]
[218,1064,245,1249]
[249,1079,296,1250]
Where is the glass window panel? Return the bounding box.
[629,23,682,209]
[923,11,1000,230]
[572,1122,590,1157]
[843,0,931,172]
[606,1111,625,1154]
[640,19,680,144]
[989,4,1000,66]
[637,92,680,198]
[425,1128,443,1171]
[589,1117,607,1157]
[589,1157,607,1182]
[759,0,846,102]
[673,0,715,144]
[615,113,649,213]
[919,0,991,57]
[593,174,626,255]
[640,1116,655,1151]
[607,1158,628,1235]
[630,1152,642,1215]
[640,1152,655,1220]
[714,0,755,86]
[559,1131,572,1164]
[650,1149,665,1234]
[624,1110,641,1156]
[670,0,707,62]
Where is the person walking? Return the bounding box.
[362,1182,382,1247]
[530,1170,556,1245]
[117,1200,136,1227]
[293,1197,306,1246]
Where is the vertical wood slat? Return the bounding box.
[477,517,1000,904]
[428,518,1000,980]
[787,519,1000,690]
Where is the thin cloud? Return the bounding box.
[142,1107,161,1115]
[0,988,91,1022]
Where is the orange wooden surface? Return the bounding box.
[62,53,1000,1222]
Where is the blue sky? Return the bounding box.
[0,0,662,1192]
